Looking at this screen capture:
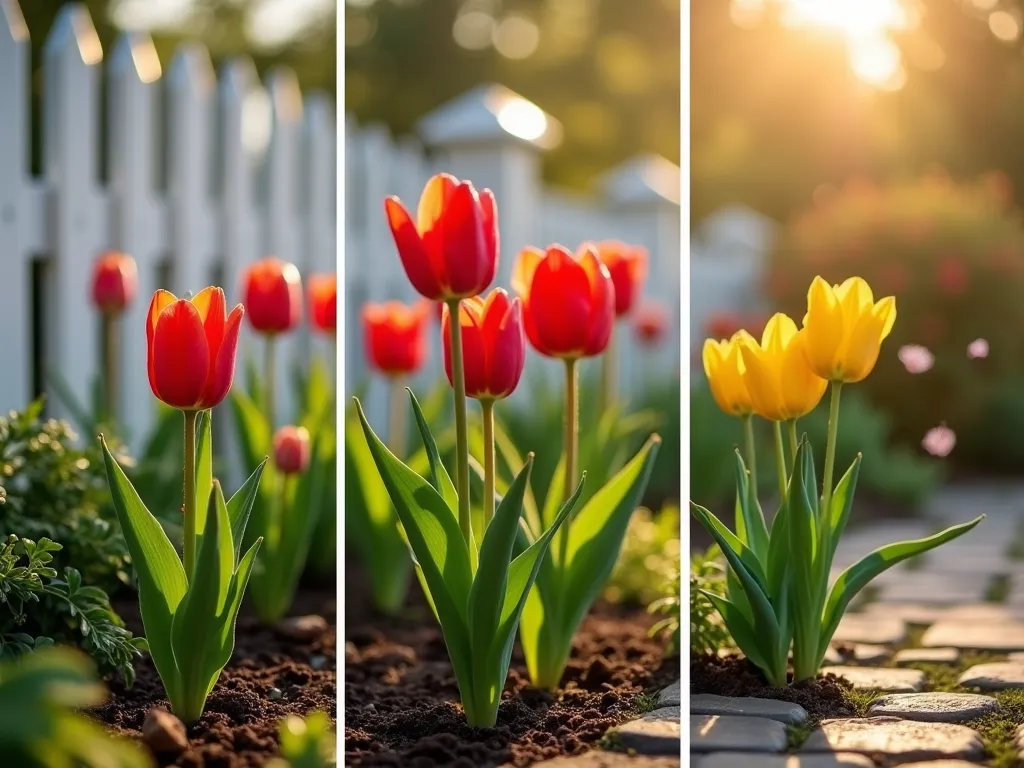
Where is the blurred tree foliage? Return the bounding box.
[345,0,681,191]
[692,0,1024,223]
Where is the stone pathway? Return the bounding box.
[691,481,1024,767]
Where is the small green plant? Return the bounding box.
[267,712,336,768]
[648,563,681,656]
[0,647,151,768]
[688,545,729,656]
[0,535,144,684]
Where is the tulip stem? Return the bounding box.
[446,299,475,569]
[741,414,758,495]
[265,336,276,431]
[182,409,198,581]
[787,419,799,467]
[558,358,579,569]
[387,376,406,458]
[601,327,617,415]
[773,421,787,500]
[821,382,843,515]
[101,314,116,425]
[481,399,495,531]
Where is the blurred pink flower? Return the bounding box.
[922,425,956,457]
[898,345,934,374]
[967,338,989,359]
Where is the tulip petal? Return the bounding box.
[439,182,489,296]
[781,333,827,419]
[195,287,226,360]
[530,246,591,357]
[803,276,845,380]
[198,304,243,408]
[479,188,499,288]
[512,247,544,299]
[385,196,445,300]
[417,173,458,233]
[841,311,888,383]
[875,296,897,340]
[739,342,783,421]
[579,245,615,356]
[147,290,177,398]
[152,299,209,409]
[490,298,526,397]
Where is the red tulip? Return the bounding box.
[635,302,669,347]
[512,244,614,359]
[273,425,311,475]
[704,311,744,341]
[147,288,244,410]
[242,257,303,334]
[441,288,525,400]
[92,250,138,315]
[595,240,648,316]
[362,300,431,376]
[308,274,337,334]
[384,173,498,301]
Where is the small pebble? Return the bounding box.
[310,654,328,670]
[141,708,188,754]
[276,614,329,641]
[268,687,284,701]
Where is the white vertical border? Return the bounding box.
[335,0,346,748]
[680,0,691,760]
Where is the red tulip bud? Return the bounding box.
[308,274,337,334]
[92,251,138,315]
[441,288,525,400]
[242,257,303,334]
[362,300,431,377]
[274,425,311,475]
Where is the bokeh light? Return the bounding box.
[493,14,541,59]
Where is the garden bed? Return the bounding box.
[344,565,676,767]
[92,585,337,767]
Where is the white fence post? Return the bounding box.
[43,4,104,421]
[108,31,160,447]
[0,0,31,413]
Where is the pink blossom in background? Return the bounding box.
[898,344,934,374]
[967,338,989,359]
[922,425,956,457]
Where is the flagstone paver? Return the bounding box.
[690,715,787,754]
[690,695,809,725]
[866,692,999,723]
[958,662,1024,690]
[831,615,906,646]
[820,666,926,693]
[695,754,875,768]
[893,647,960,666]
[875,573,990,605]
[614,707,681,755]
[800,718,984,762]
[922,622,1024,652]
[533,754,680,767]
[656,681,680,707]
[824,643,890,666]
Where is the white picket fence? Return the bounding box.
[345,84,682,430]
[0,2,336,452]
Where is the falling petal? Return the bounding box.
[898,344,934,374]
[922,424,956,458]
[967,338,989,359]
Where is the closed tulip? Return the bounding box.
[384,174,498,301]
[242,257,303,334]
[362,300,431,377]
[512,243,615,359]
[307,274,337,334]
[147,287,244,410]
[273,425,311,475]
[441,288,525,400]
[739,314,827,422]
[596,240,648,316]
[802,276,897,383]
[702,332,754,417]
[92,251,138,315]
[634,301,669,347]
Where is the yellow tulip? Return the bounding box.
[702,332,755,416]
[739,314,827,421]
[802,276,896,383]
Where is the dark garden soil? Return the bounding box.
[690,652,858,722]
[344,564,678,767]
[93,586,337,768]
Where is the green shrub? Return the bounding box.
[689,545,730,655]
[768,173,1024,463]
[0,535,143,685]
[799,389,942,510]
[268,712,336,768]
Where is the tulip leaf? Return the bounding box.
[826,456,862,565]
[226,458,267,562]
[787,441,821,664]
[492,416,540,535]
[733,450,770,562]
[194,410,213,540]
[100,436,187,705]
[703,590,784,686]
[354,397,475,711]
[409,390,459,520]
[217,536,262,675]
[540,454,565,533]
[818,514,985,662]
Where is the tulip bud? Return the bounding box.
[362,300,431,377]
[147,287,244,410]
[92,251,138,315]
[595,240,648,316]
[441,288,525,401]
[384,173,498,302]
[512,243,615,360]
[702,332,754,417]
[307,274,337,334]
[273,425,311,475]
[242,257,303,335]
[634,302,669,347]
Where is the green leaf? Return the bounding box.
[468,455,533,674]
[226,459,268,562]
[214,536,262,690]
[818,515,984,661]
[354,398,474,690]
[825,456,862,566]
[540,454,565,531]
[100,436,186,705]
[409,389,459,520]
[229,390,272,487]
[194,411,213,544]
[787,441,821,660]
[702,591,783,684]
[492,416,540,536]
[733,450,770,561]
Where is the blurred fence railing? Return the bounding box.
[0,2,336,452]
[345,84,682,429]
